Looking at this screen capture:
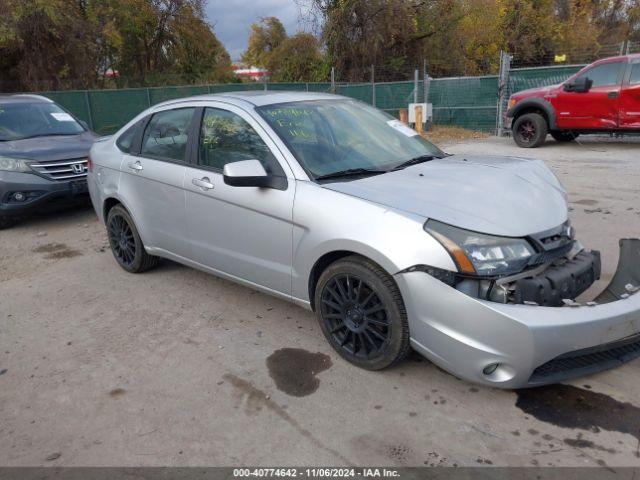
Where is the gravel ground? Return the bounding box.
[0,134,639,468]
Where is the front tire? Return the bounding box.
[106,204,159,273]
[513,112,548,148]
[551,131,579,142]
[314,255,410,370]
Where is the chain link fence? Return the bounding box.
[29,41,638,136]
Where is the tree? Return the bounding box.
[0,0,233,91]
[267,33,327,82]
[241,16,287,67]
[308,0,425,81]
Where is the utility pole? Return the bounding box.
[414,69,419,104]
[371,65,376,106]
[331,67,335,93]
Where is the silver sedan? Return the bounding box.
[87,91,640,388]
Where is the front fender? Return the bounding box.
[507,97,558,130]
[291,181,456,302]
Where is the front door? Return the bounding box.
[554,60,624,130]
[117,107,196,258]
[620,59,640,129]
[184,104,295,296]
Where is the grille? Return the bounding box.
[29,157,88,181]
[529,333,640,384]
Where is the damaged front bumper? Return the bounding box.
[396,239,640,388]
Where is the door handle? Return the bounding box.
[192,177,214,190]
[128,161,143,171]
[608,91,619,99]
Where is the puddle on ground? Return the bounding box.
[572,199,599,206]
[33,243,82,259]
[516,384,640,443]
[266,348,332,397]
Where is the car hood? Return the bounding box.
[322,154,568,237]
[0,131,95,161]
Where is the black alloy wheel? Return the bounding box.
[321,274,391,360]
[106,204,158,273]
[513,112,548,148]
[315,255,410,370]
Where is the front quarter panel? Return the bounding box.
[291,181,456,303]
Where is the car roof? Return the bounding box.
[156,90,345,109]
[0,94,53,104]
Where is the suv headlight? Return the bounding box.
[0,156,32,173]
[424,220,535,276]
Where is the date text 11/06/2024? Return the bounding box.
[233,468,401,478]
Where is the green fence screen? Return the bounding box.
[38,64,584,135]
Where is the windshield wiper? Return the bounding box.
[391,154,436,171]
[315,168,387,181]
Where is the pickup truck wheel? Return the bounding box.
[513,113,548,148]
[551,131,579,142]
[315,255,410,370]
[106,205,159,273]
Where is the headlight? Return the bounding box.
[0,156,32,172]
[424,220,535,276]
[508,97,518,110]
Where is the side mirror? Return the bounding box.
[564,77,592,93]
[222,159,286,189]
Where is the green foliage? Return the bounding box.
[241,17,288,68]
[267,33,327,82]
[0,0,233,91]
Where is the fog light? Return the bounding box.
[483,363,500,375]
[12,192,25,202]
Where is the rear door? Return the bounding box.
[620,58,640,129]
[118,106,196,258]
[183,103,295,296]
[554,60,624,129]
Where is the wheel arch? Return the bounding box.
[509,98,557,130]
[307,247,399,311]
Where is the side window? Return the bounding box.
[576,62,623,88]
[199,108,278,173]
[116,120,142,153]
[630,63,640,85]
[141,108,195,162]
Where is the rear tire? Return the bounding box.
[106,204,159,273]
[513,113,548,148]
[551,131,579,142]
[314,255,410,370]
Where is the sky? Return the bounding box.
[205,0,311,62]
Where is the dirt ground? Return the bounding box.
[1,134,639,468]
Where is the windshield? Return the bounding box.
[0,102,84,141]
[258,99,445,179]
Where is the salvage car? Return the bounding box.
[507,53,640,147]
[0,94,95,228]
[87,91,640,388]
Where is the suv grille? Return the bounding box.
[29,158,88,181]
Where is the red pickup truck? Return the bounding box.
[506,54,640,147]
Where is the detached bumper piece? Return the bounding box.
[514,250,601,306]
[529,332,640,384]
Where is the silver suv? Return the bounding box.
[88,92,640,388]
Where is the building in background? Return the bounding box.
[233,65,268,82]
